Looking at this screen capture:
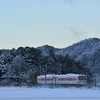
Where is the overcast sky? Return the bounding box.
[0,0,100,49]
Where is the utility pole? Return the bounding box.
[45,64,47,85]
[45,74,46,85]
[18,65,21,86]
[59,64,61,75]
[94,59,96,87]
[39,64,41,75]
[7,65,9,86]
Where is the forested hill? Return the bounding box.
[0,45,92,85]
[37,38,100,77]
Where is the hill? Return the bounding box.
[1,38,100,85]
[0,45,92,85]
[37,38,100,78]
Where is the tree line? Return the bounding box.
[0,47,92,86]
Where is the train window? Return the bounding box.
[46,79,52,81]
[78,76,86,80]
[64,78,66,81]
[39,79,45,81]
[73,78,76,81]
[83,76,87,80]
[78,76,82,80]
[46,79,48,81]
[59,78,66,81]
[41,79,45,81]
[59,78,61,81]
[61,78,63,81]
[68,78,72,81]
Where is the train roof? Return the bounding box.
[37,74,86,78]
[37,74,56,78]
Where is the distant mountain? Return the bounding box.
[0,46,92,85]
[0,38,100,85]
[37,38,100,76]
[37,45,60,56]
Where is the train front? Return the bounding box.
[78,75,87,85]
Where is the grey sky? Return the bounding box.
[0,0,100,49]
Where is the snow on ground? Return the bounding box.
[0,86,100,100]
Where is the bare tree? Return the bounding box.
[12,55,27,86]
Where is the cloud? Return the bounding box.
[69,28,90,40]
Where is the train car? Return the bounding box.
[37,74,87,85]
[37,74,56,84]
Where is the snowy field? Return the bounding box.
[0,86,100,100]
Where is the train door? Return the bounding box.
[56,76,59,84]
[52,77,56,84]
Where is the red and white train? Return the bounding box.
[37,74,87,85]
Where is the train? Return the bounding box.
[37,74,87,85]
